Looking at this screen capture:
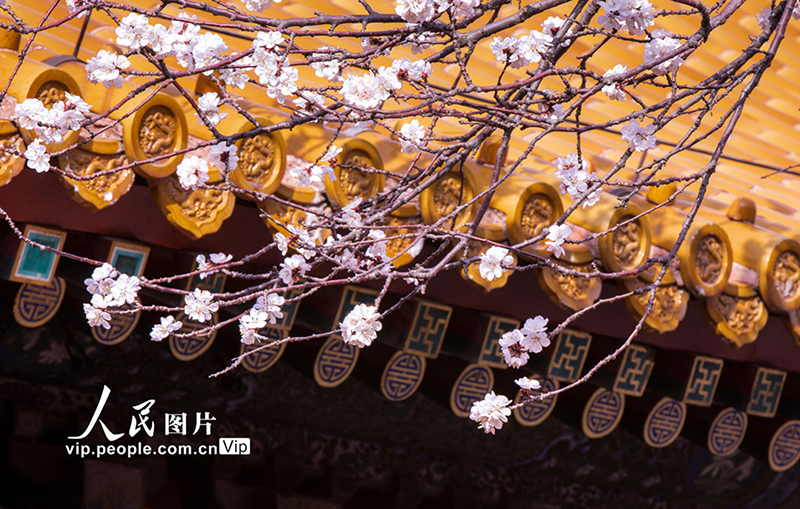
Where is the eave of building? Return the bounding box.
[2,0,800,368]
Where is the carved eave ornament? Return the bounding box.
[325,137,385,207]
[382,213,424,268]
[0,121,25,187]
[719,197,800,314]
[499,177,564,259]
[148,168,236,240]
[0,51,83,153]
[419,163,479,233]
[702,282,768,348]
[566,190,653,275]
[622,266,689,334]
[537,244,602,311]
[459,240,517,293]
[122,94,188,179]
[644,186,733,298]
[57,139,133,212]
[225,116,287,199]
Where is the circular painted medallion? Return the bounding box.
[313,335,360,388]
[513,376,559,427]
[582,388,625,439]
[644,397,686,448]
[381,351,426,401]
[450,364,494,418]
[708,407,747,457]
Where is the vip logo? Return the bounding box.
[614,344,654,397]
[404,300,452,359]
[683,356,724,407]
[548,329,592,382]
[747,367,786,418]
[478,316,519,368]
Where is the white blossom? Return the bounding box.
[521,315,548,336]
[542,16,572,46]
[597,0,655,36]
[513,30,551,67]
[341,72,391,109]
[399,119,426,154]
[469,392,512,435]
[289,161,336,188]
[520,316,550,353]
[499,315,550,368]
[450,0,479,19]
[67,0,91,17]
[196,254,212,279]
[210,253,232,264]
[164,14,201,65]
[150,315,182,341]
[756,8,771,31]
[390,57,433,80]
[287,225,316,259]
[643,32,683,75]
[406,32,438,54]
[110,274,140,305]
[184,288,219,322]
[254,293,285,324]
[499,329,530,368]
[84,304,111,329]
[209,142,239,172]
[14,95,91,146]
[515,377,542,390]
[602,64,627,101]
[366,229,391,264]
[244,0,281,12]
[85,50,130,89]
[176,156,210,190]
[311,50,342,81]
[545,224,572,258]
[554,153,601,208]
[339,197,363,227]
[239,308,270,344]
[115,13,152,50]
[13,99,47,132]
[274,232,289,255]
[196,92,227,126]
[621,119,657,152]
[84,263,116,303]
[279,254,311,285]
[192,32,228,72]
[253,31,284,50]
[490,36,519,66]
[340,303,382,348]
[24,139,49,173]
[293,92,325,116]
[479,246,514,281]
[221,66,249,89]
[396,0,437,24]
